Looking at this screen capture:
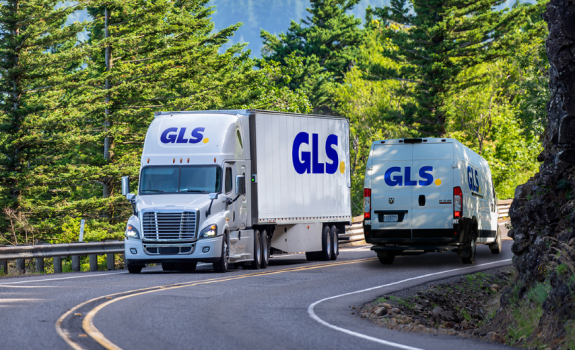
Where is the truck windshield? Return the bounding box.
[140,166,221,194]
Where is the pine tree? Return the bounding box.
[260,0,365,112]
[369,0,546,136]
[0,0,89,243]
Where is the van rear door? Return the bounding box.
[370,143,412,238]
[411,142,454,238]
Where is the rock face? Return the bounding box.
[508,0,575,342]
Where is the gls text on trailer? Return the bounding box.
[122,110,352,273]
[362,138,502,265]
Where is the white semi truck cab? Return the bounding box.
[123,110,352,273]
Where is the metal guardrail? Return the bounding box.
[498,199,513,219]
[0,241,124,275]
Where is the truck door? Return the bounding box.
[370,143,412,238]
[224,161,247,230]
[411,142,454,238]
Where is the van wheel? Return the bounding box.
[214,233,229,273]
[330,225,338,260]
[162,262,175,271]
[462,231,477,264]
[490,227,502,254]
[250,230,262,269]
[377,251,395,265]
[127,263,143,274]
[319,226,331,261]
[261,230,270,269]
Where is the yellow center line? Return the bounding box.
[56,258,376,350]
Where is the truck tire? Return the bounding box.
[250,230,262,269]
[213,233,229,273]
[261,230,270,269]
[162,262,175,271]
[462,230,477,264]
[489,227,502,254]
[319,226,332,261]
[330,225,338,260]
[127,263,143,274]
[377,251,395,265]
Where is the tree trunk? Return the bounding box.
[103,6,112,198]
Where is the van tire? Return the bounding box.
[127,263,143,274]
[490,227,502,254]
[319,226,332,261]
[462,230,477,264]
[162,262,175,271]
[261,230,270,269]
[250,230,262,269]
[213,233,229,273]
[377,251,395,265]
[330,225,338,260]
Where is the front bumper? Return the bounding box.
[125,235,222,264]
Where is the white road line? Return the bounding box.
[308,259,512,350]
[0,271,128,285]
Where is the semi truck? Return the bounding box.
[122,110,352,273]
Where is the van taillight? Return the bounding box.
[453,186,462,218]
[364,188,371,219]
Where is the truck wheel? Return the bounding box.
[489,227,502,255]
[214,233,229,273]
[377,251,395,265]
[319,226,331,261]
[250,230,262,269]
[330,225,338,260]
[127,263,143,274]
[462,230,477,264]
[162,262,175,271]
[261,230,270,269]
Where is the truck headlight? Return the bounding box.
[199,225,217,239]
[126,224,140,239]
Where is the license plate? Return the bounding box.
[383,214,399,222]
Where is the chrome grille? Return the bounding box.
[142,211,197,240]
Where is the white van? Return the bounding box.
[362,138,501,264]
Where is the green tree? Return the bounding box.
[260,0,365,112]
[370,0,546,136]
[0,0,88,244]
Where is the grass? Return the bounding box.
[566,321,575,350]
[526,282,551,304]
[507,302,543,344]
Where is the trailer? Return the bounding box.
[122,110,352,273]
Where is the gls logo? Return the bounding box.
[467,166,480,192]
[292,132,339,174]
[384,166,436,186]
[160,127,208,144]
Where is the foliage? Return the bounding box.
[261,0,366,111]
[369,0,546,136]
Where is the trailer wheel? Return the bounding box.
[250,230,262,269]
[162,262,175,271]
[330,225,338,260]
[489,227,502,254]
[462,229,477,264]
[214,233,229,273]
[261,230,270,268]
[318,226,331,261]
[127,263,143,274]
[377,251,395,265]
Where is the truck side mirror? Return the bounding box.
[235,175,245,195]
[121,176,130,196]
[209,193,218,200]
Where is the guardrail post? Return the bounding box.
[16,259,25,274]
[72,255,81,272]
[0,260,7,274]
[89,254,98,272]
[106,253,115,270]
[53,257,62,273]
[35,258,44,273]
[122,254,127,269]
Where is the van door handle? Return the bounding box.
[419,195,426,206]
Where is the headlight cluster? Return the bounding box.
[126,224,140,239]
[199,224,217,239]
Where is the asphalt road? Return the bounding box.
[0,241,515,350]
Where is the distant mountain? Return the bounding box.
[207,0,527,57]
